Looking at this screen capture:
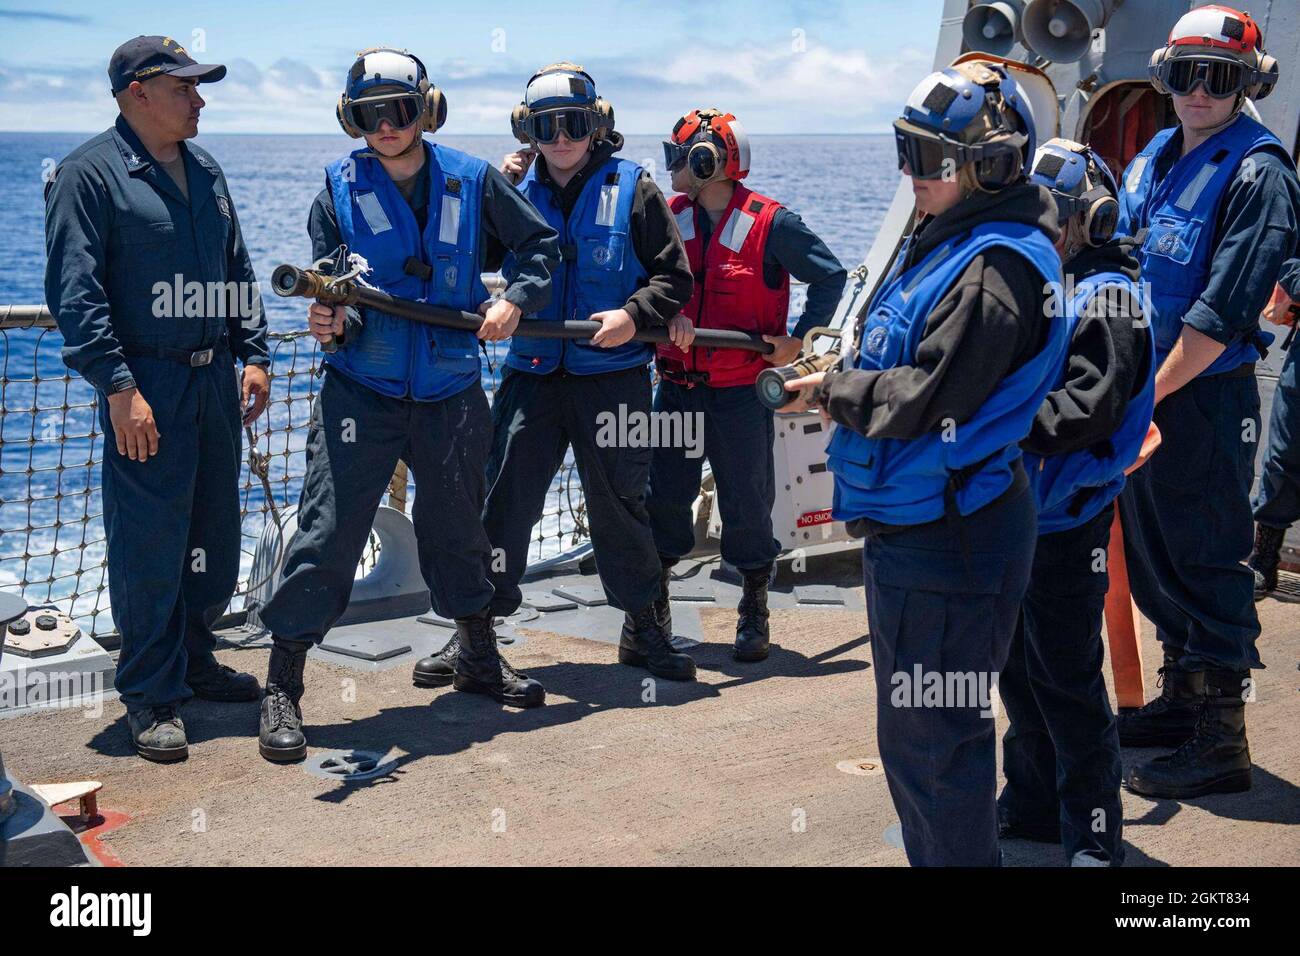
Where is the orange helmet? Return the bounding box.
[1150,5,1279,100]
[663,108,751,188]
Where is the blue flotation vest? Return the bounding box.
[1118,114,1290,377]
[325,140,487,401]
[1024,271,1155,535]
[507,156,649,375]
[826,221,1067,526]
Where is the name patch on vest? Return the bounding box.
[674,205,696,241]
[595,183,620,228]
[440,194,461,244]
[1126,156,1149,194]
[1174,162,1218,211]
[718,209,754,253]
[355,191,393,235]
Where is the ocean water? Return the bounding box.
[0,130,901,634]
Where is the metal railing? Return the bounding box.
[1,285,808,640]
[0,308,583,639]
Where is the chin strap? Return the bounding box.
[686,167,728,201]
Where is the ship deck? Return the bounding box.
[4,554,1298,867]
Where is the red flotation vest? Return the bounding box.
[657,185,789,388]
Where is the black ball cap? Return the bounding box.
[109,35,226,95]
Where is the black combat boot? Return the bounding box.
[186,656,261,702]
[1116,648,1204,747]
[1125,668,1252,799]
[618,605,696,681]
[1249,523,1285,599]
[655,561,675,634]
[734,565,772,662]
[412,632,459,687]
[259,640,309,763]
[127,705,189,763]
[452,609,545,708]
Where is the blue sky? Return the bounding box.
[0,0,944,133]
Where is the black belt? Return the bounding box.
[122,337,228,367]
[655,358,710,388]
[660,369,711,387]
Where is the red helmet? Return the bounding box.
[663,108,751,185]
[1150,5,1279,100]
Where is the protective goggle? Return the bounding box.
[663,139,691,172]
[1157,57,1251,98]
[345,92,425,135]
[894,123,1024,183]
[525,108,596,144]
[663,138,723,179]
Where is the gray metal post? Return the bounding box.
[0,592,27,822]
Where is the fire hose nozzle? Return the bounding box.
[754,327,842,410]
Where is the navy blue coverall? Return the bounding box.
[44,115,269,710]
[1118,136,1300,672]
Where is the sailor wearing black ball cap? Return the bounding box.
[44,35,269,762]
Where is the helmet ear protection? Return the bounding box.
[1079,185,1119,246]
[511,62,614,144]
[509,102,530,144]
[972,141,1026,191]
[336,47,446,139]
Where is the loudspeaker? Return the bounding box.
[962,1,1026,57]
[1022,0,1115,63]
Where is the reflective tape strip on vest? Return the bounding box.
[506,156,649,375]
[325,141,487,399]
[1024,271,1156,534]
[826,221,1067,527]
[657,185,790,388]
[1118,113,1289,377]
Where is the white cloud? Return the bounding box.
[0,39,933,134]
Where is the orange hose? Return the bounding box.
[1104,502,1146,709]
